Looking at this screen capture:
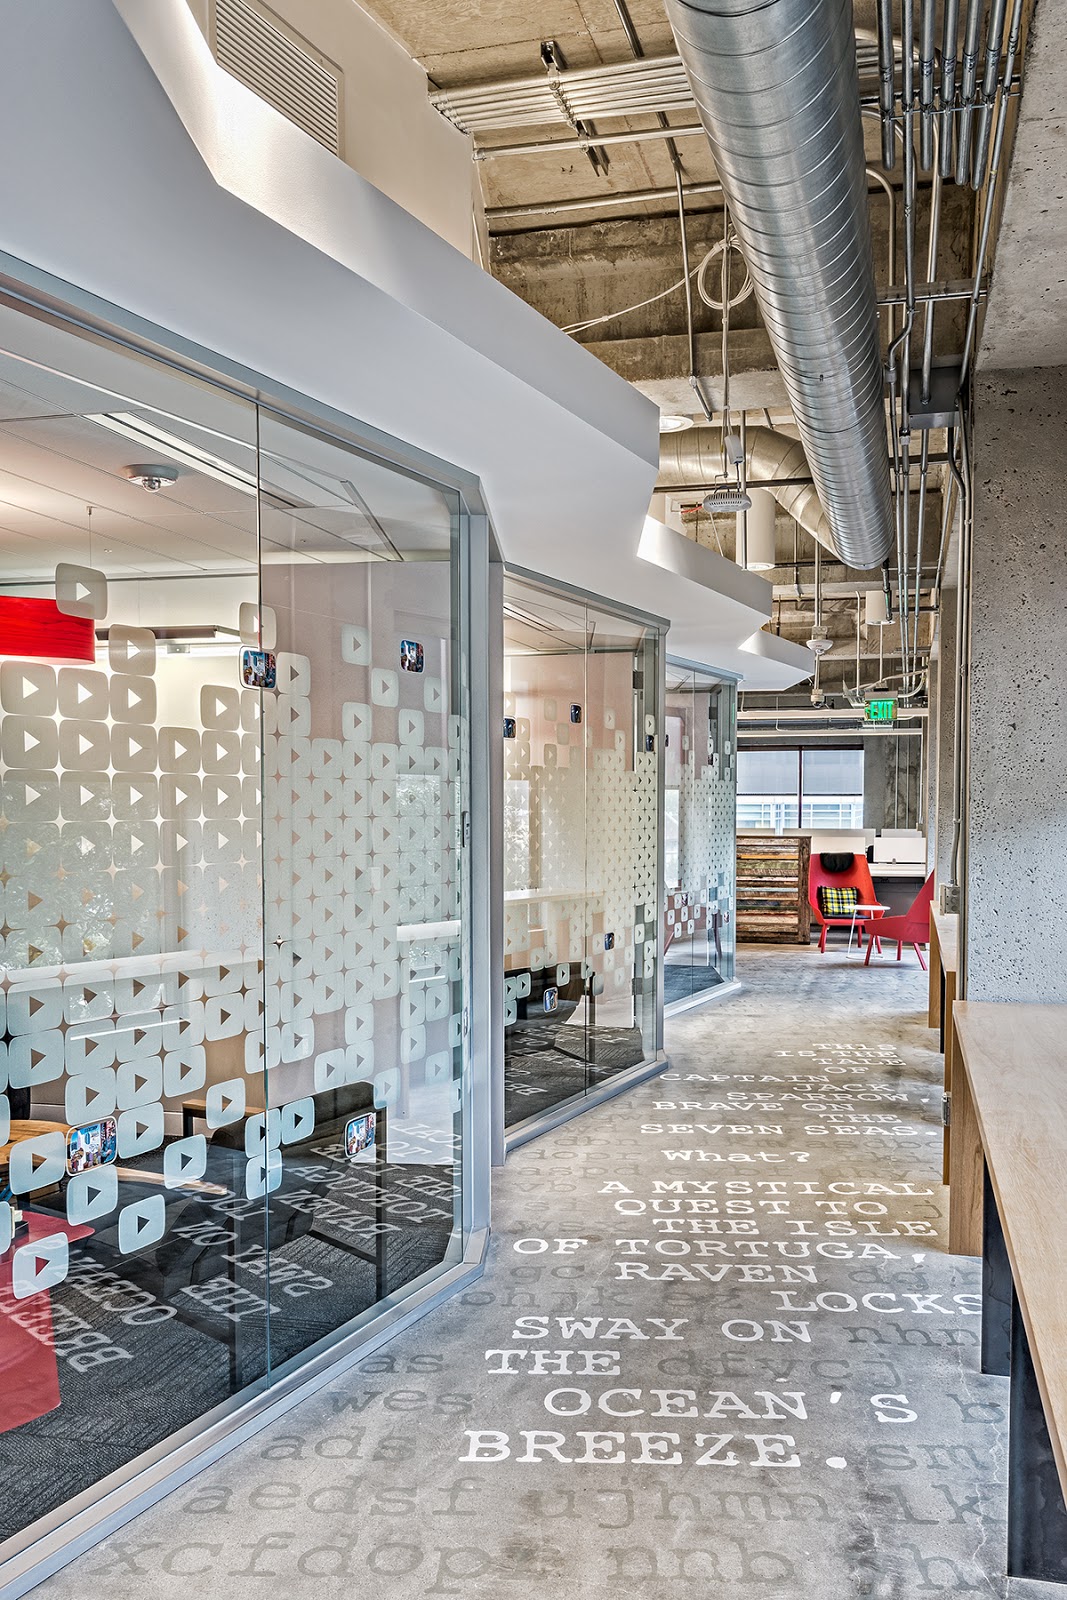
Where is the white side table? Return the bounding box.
[847,903,888,960]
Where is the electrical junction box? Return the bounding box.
[908,359,962,430]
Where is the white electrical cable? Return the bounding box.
[561,272,691,334]
[696,236,753,311]
[561,236,752,335]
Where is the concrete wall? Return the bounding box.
[185,0,479,256]
[966,369,1067,1000]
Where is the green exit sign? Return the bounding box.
[865,698,897,724]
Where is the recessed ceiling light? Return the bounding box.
[659,414,694,433]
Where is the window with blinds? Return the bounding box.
[211,0,343,157]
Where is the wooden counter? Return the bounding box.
[929,906,959,1181]
[949,1001,1067,1580]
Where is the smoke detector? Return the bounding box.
[807,624,833,657]
[723,432,746,467]
[124,464,178,493]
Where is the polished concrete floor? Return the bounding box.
[30,944,1061,1597]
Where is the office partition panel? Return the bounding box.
[0,291,486,1563]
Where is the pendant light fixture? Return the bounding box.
[0,596,95,661]
[738,487,777,569]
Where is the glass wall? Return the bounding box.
[502,574,661,1132]
[664,666,737,1007]
[0,298,477,1548]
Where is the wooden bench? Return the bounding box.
[949,1001,1067,1583]
[928,906,958,1181]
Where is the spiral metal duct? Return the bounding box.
[657,426,835,555]
[664,0,895,569]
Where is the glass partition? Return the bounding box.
[663,666,737,1007]
[0,298,476,1549]
[502,573,660,1132]
[256,411,468,1372]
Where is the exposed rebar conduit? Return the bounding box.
[664,0,895,571]
[656,425,837,554]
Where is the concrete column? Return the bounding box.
[863,738,887,831]
[966,369,1067,1000]
[933,597,957,886]
[882,733,923,828]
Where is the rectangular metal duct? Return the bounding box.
[211,0,343,157]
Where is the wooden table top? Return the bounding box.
[953,1000,1067,1501]
[932,908,959,973]
[0,1119,69,1168]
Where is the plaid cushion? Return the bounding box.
[819,885,859,917]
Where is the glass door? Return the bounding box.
[664,668,738,1006]
[255,411,470,1371]
[501,584,589,1125]
[502,574,661,1130]
[584,604,659,1088]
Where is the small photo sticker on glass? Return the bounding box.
[543,986,559,1014]
[66,1116,118,1176]
[503,717,517,739]
[400,640,424,674]
[570,703,582,724]
[344,1111,377,1162]
[645,733,656,753]
[604,932,615,950]
[240,648,276,690]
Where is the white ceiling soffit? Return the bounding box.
[636,518,814,690]
[0,0,808,687]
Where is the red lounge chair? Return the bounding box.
[863,869,935,968]
[809,851,885,954]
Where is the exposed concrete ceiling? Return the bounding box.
[363,0,992,683]
[152,0,1023,692]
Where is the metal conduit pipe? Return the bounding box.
[955,0,985,184]
[938,0,961,178]
[876,0,897,169]
[959,0,1026,388]
[918,0,938,171]
[656,425,838,555]
[972,0,1009,186]
[664,0,895,571]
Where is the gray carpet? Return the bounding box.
[1,1160,455,1542]
[503,1024,645,1128]
[663,959,725,1006]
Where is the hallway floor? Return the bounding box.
[30,945,1061,1598]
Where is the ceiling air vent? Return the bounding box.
[211,0,343,157]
